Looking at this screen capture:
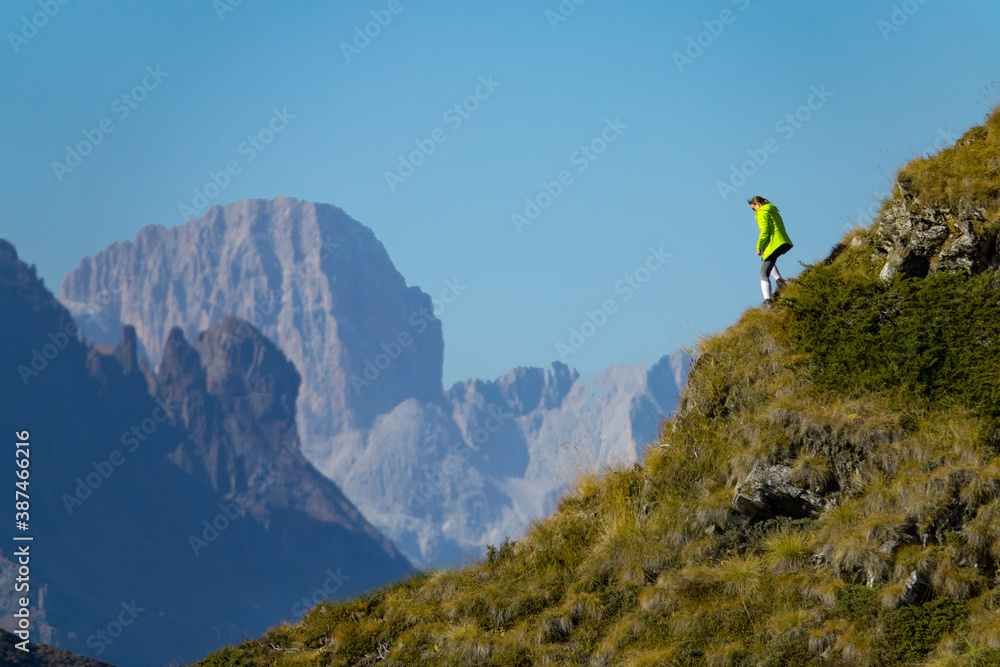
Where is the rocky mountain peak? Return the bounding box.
[85,326,151,403]
[57,200,692,567]
[60,196,445,443]
[448,362,581,417]
[191,315,300,422]
[153,314,380,534]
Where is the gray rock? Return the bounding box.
[880,540,900,555]
[900,570,930,606]
[873,195,996,280]
[732,461,835,521]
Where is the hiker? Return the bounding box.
[749,196,793,307]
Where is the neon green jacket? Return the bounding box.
[756,203,793,261]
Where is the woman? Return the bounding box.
[749,196,793,307]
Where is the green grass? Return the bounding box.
[896,106,1000,213]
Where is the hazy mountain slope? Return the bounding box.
[155,315,398,542]
[0,629,114,667]
[0,241,410,667]
[190,106,1000,667]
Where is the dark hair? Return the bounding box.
[748,196,778,212]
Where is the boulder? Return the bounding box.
[732,461,835,522]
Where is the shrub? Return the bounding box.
[886,597,970,663]
[785,267,1000,418]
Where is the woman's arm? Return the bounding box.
[756,210,770,255]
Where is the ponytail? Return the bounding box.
[748,195,779,212]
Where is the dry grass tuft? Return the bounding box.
[968,606,1000,650]
[931,552,984,600]
[789,451,835,493]
[764,529,812,573]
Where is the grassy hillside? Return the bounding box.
[192,107,1000,667]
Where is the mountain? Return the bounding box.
[0,241,410,667]
[59,197,443,438]
[59,197,689,567]
[154,315,396,538]
[313,355,689,565]
[191,107,1000,665]
[444,354,689,539]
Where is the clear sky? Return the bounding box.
[3,0,999,387]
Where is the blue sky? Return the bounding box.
[3,0,999,386]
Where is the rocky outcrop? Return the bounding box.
[872,194,998,280]
[900,570,930,606]
[731,462,835,523]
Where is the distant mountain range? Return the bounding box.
[0,239,410,667]
[59,197,690,567]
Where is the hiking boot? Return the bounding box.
[761,298,773,309]
[775,278,788,293]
